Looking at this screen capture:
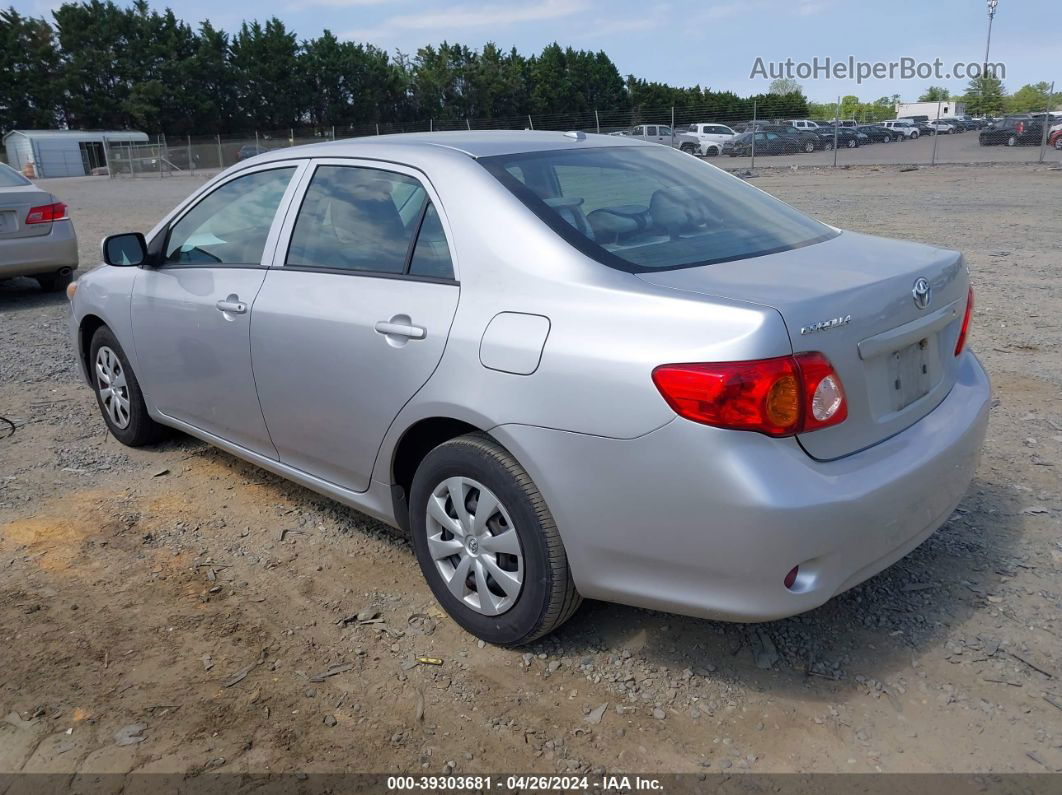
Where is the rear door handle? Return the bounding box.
[374,320,426,340]
[216,298,247,315]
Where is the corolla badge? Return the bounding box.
[912,277,932,310]
[800,314,852,335]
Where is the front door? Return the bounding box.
[250,161,460,492]
[130,163,303,456]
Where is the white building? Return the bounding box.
[894,101,967,120]
[3,129,149,178]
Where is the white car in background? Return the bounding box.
[674,123,736,156]
[785,119,821,131]
[925,120,957,135]
[881,120,921,139]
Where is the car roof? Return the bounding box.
[249,130,654,168]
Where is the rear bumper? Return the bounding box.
[0,219,78,279]
[493,351,990,622]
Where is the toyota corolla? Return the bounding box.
[68,131,989,645]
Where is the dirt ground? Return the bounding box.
[1,164,1060,780]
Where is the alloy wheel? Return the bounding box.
[425,476,524,616]
[95,346,131,429]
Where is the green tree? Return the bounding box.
[1006,82,1052,113]
[962,75,1006,116]
[769,78,801,96]
[919,86,950,102]
[0,8,61,129]
[230,18,303,131]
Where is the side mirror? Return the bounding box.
[102,232,148,267]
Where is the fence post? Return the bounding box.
[527,115,534,130]
[331,125,336,141]
[188,135,194,176]
[832,96,840,167]
[466,119,471,130]
[216,134,223,170]
[289,128,294,146]
[750,100,757,169]
[158,134,163,179]
[595,109,600,134]
[1039,81,1054,163]
[103,136,113,179]
[376,123,380,135]
[931,100,941,166]
[670,106,675,147]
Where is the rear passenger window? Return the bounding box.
[287,164,453,279]
[287,165,426,273]
[164,167,295,266]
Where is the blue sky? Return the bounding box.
[17,0,1059,102]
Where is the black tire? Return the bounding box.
[911,131,920,139]
[803,140,815,153]
[36,270,73,292]
[89,326,167,447]
[409,433,581,646]
[823,141,834,151]
[847,138,857,148]
[1055,137,1062,150]
[1006,135,1017,147]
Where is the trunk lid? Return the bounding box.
[639,230,969,460]
[0,186,56,240]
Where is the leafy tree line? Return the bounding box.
[0,0,807,136]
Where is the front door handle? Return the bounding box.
[374,320,426,340]
[216,297,247,315]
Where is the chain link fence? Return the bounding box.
[96,102,1062,179]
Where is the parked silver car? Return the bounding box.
[0,163,78,291]
[68,131,989,645]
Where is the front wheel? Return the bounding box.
[1006,135,1017,147]
[823,141,834,151]
[1054,137,1062,150]
[803,140,815,153]
[89,326,168,447]
[847,138,857,148]
[911,131,920,139]
[409,433,581,646]
[680,143,696,155]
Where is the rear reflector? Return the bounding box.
[652,352,847,437]
[954,287,973,356]
[25,202,68,224]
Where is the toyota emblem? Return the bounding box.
[912,277,932,310]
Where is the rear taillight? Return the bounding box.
[652,352,847,437]
[954,287,974,356]
[25,202,68,224]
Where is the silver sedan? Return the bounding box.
[0,163,78,290]
[68,131,989,645]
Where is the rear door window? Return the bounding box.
[286,164,454,280]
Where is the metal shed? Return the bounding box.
[2,130,149,178]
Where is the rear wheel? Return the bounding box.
[1055,137,1062,150]
[847,138,857,148]
[803,140,815,153]
[89,326,167,447]
[1006,135,1017,147]
[680,143,696,155]
[409,433,581,646]
[823,140,834,151]
[911,131,920,139]
[36,270,73,292]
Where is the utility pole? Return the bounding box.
[982,0,999,115]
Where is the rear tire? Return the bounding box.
[89,326,167,447]
[409,433,581,646]
[36,270,73,292]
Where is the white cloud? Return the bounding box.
[342,0,588,39]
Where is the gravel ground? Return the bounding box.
[0,164,1060,778]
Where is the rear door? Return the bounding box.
[250,159,460,492]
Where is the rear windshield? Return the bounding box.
[479,145,836,272]
[0,164,31,187]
